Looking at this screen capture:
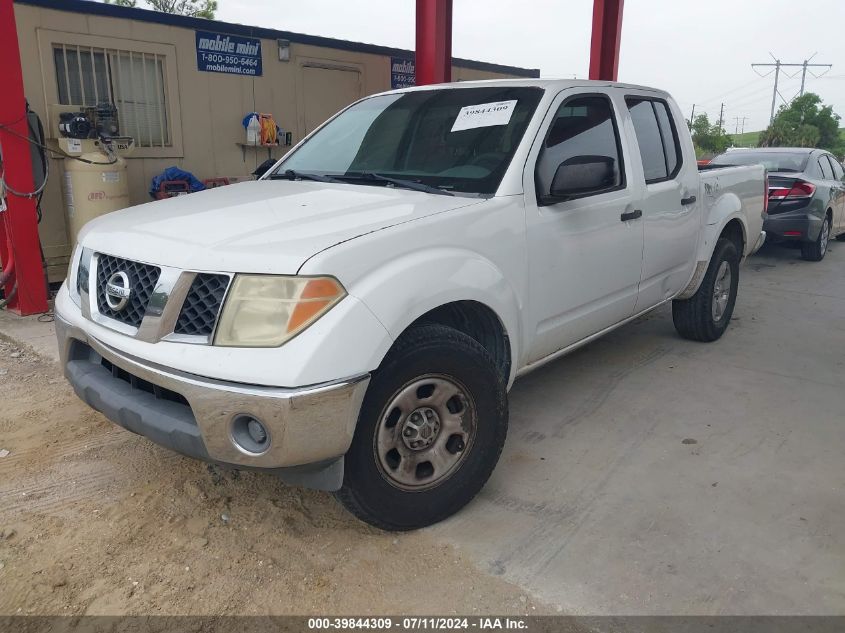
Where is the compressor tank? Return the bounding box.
[63,151,129,245]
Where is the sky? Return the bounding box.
[214,0,845,134]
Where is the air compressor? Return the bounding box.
[58,103,134,245]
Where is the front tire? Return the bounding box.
[802,215,831,261]
[672,238,739,342]
[335,324,508,531]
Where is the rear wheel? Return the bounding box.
[672,238,739,342]
[802,215,831,261]
[335,324,508,531]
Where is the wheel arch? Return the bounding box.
[679,213,748,300]
[719,218,746,255]
[347,248,522,387]
[404,300,512,385]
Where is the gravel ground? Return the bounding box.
[0,336,552,616]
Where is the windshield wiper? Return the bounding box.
[341,172,454,196]
[270,169,344,183]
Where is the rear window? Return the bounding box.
[711,151,810,173]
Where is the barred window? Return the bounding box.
[53,45,170,148]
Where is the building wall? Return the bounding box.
[13,2,536,280]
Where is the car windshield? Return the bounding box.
[710,151,810,173]
[271,86,544,195]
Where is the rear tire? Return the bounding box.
[801,215,831,261]
[335,324,508,531]
[673,238,739,342]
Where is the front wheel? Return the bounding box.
[335,324,508,531]
[672,238,739,342]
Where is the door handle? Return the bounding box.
[620,209,642,222]
[681,195,697,206]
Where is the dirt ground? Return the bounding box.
[0,335,553,616]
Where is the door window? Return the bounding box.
[825,155,843,181]
[535,95,624,198]
[818,156,834,180]
[626,98,682,183]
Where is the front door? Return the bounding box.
[524,91,645,364]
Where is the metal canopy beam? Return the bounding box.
[0,0,49,314]
[589,0,624,81]
[415,0,452,86]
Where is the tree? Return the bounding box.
[104,0,217,19]
[758,93,842,154]
[688,113,732,157]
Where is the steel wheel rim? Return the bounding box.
[820,219,830,254]
[712,261,732,323]
[373,374,477,491]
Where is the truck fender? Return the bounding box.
[347,247,522,385]
[677,190,748,300]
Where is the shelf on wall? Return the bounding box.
[236,142,289,162]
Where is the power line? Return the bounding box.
[752,53,832,124]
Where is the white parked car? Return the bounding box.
[56,80,766,530]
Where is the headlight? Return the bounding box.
[214,275,346,347]
[68,246,92,307]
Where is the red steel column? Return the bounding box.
[588,0,625,81]
[0,0,48,314]
[415,0,452,86]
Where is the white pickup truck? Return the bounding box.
[55,79,766,530]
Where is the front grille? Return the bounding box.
[174,273,230,336]
[96,254,161,328]
[99,356,191,408]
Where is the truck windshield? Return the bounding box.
[710,151,810,173]
[272,86,544,195]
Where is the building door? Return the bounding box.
[302,66,362,135]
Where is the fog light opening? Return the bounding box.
[231,415,271,455]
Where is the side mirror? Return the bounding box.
[549,155,616,199]
[252,159,276,179]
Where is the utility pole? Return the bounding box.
[689,103,696,125]
[769,59,780,125]
[752,53,832,124]
[718,103,725,131]
[733,116,748,135]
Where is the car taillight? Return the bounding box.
[763,175,769,216]
[768,179,816,200]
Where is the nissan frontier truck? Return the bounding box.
[55,80,766,530]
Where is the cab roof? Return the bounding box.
[389,78,668,96]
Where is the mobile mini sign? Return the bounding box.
[196,31,262,76]
[390,56,415,89]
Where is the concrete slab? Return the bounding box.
[432,242,845,615]
[1,242,843,616]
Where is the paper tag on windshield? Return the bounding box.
[451,100,517,132]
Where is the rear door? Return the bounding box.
[523,90,645,363]
[822,155,845,233]
[624,95,700,311]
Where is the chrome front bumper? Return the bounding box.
[56,316,370,489]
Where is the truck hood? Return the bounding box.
[79,180,484,273]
